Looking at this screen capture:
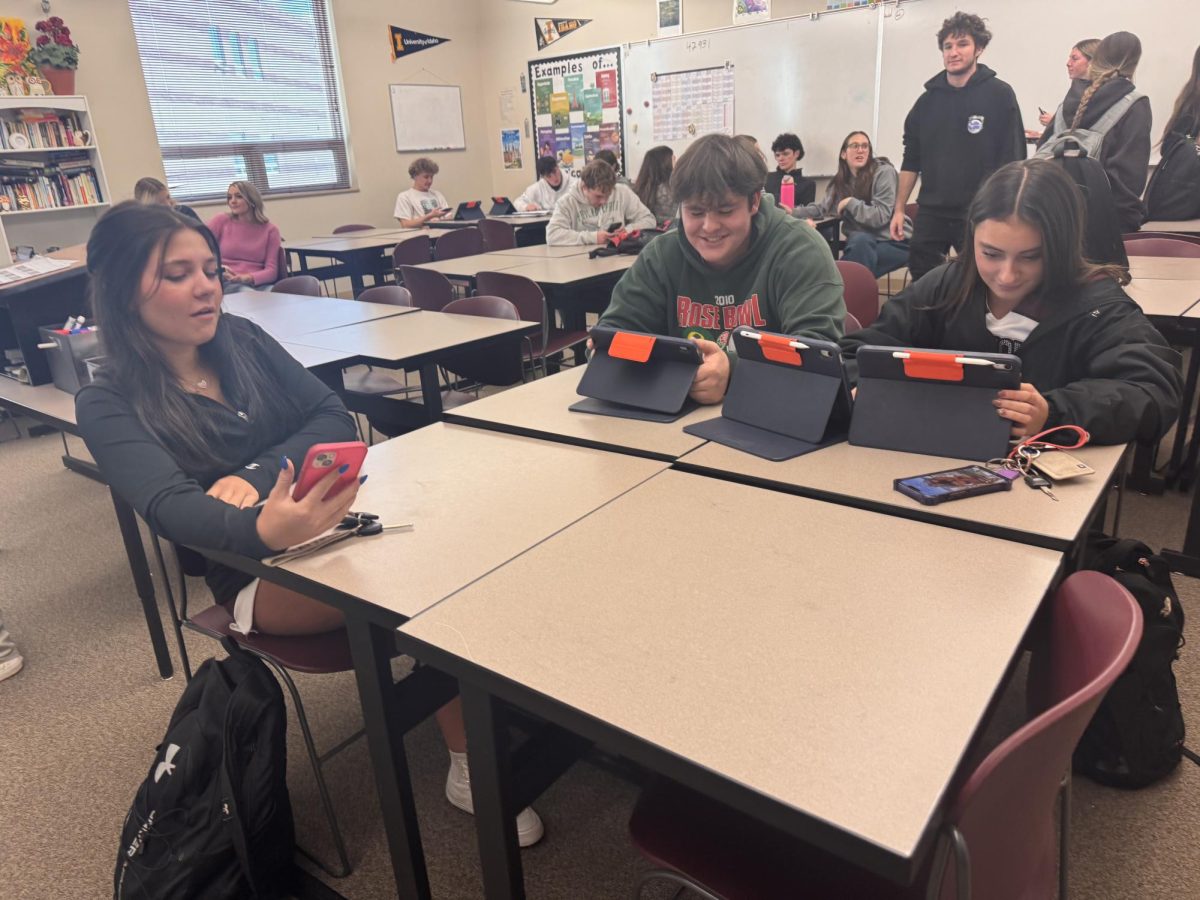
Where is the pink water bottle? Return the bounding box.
[780,176,795,210]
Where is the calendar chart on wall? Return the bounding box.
[651,66,735,143]
[529,47,624,177]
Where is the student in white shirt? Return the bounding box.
[394,157,451,227]
[547,159,656,246]
[515,156,573,211]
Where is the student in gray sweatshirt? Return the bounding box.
[794,131,912,278]
[547,159,656,246]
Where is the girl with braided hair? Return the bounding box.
[1038,31,1151,233]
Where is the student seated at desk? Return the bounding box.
[134,176,200,223]
[207,180,281,290]
[393,157,452,228]
[633,145,676,224]
[598,134,845,404]
[76,202,546,847]
[793,131,911,278]
[765,132,817,210]
[840,160,1182,444]
[594,149,633,188]
[547,159,656,246]
[515,155,573,211]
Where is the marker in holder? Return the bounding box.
[37,323,100,394]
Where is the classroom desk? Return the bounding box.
[487,244,595,259]
[285,230,435,296]
[288,310,538,421]
[410,252,530,281]
[221,289,417,340]
[674,439,1127,555]
[0,245,90,385]
[396,469,1065,896]
[1128,256,1200,281]
[1125,278,1200,317]
[443,364,720,461]
[1142,219,1200,235]
[203,424,668,898]
[309,226,421,240]
[502,254,638,332]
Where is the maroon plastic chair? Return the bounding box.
[1122,236,1200,258]
[438,295,530,403]
[392,235,433,276]
[356,285,412,306]
[478,218,517,251]
[844,311,862,334]
[150,537,359,879]
[332,223,374,234]
[1124,231,1200,248]
[835,259,880,328]
[628,570,1141,900]
[275,244,289,281]
[271,274,322,296]
[476,270,587,375]
[433,226,484,261]
[397,265,455,312]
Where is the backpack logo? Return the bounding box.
[967,115,985,134]
[154,743,181,783]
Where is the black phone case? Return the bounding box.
[893,466,1013,505]
[574,326,701,417]
[683,327,852,461]
[849,346,1021,461]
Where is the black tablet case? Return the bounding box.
[683,327,852,460]
[489,196,516,215]
[454,201,486,221]
[848,346,1021,461]
[571,327,700,420]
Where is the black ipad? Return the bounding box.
[489,196,516,215]
[453,201,486,221]
[572,326,701,416]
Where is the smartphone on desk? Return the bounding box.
[894,465,1012,506]
[293,441,367,502]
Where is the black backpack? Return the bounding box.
[1144,132,1200,222]
[1040,146,1130,270]
[1074,536,1186,788]
[589,228,664,258]
[114,640,295,899]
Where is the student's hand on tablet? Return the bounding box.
[207,475,259,509]
[994,382,1049,438]
[689,338,730,405]
[256,460,361,551]
[889,210,907,241]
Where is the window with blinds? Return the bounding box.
[128,0,351,202]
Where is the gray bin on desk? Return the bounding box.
[37,325,100,394]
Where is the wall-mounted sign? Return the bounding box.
[534,18,591,51]
[390,25,450,60]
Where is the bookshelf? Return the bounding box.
[0,96,110,267]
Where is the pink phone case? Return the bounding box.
[292,441,367,502]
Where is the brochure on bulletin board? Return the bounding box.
[528,47,624,177]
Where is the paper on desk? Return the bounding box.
[0,256,75,284]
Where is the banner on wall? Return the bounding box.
[529,46,623,176]
[534,18,592,51]
[389,26,450,60]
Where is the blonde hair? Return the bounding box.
[227,180,268,225]
[1072,32,1142,129]
[133,177,169,205]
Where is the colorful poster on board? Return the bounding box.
[501,129,522,169]
[534,17,592,51]
[732,0,769,24]
[528,47,624,177]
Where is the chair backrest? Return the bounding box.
[936,571,1141,900]
[356,285,412,307]
[1122,236,1200,258]
[271,274,321,296]
[392,235,432,270]
[333,223,373,234]
[843,311,862,334]
[477,218,517,251]
[1123,231,1200,247]
[834,259,880,328]
[475,270,548,354]
[439,295,526,386]
[434,226,484,261]
[396,265,454,312]
[276,245,289,281]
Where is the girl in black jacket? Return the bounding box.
[841,159,1181,445]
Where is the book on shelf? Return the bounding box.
[0,152,103,211]
[0,109,88,150]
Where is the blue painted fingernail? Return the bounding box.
[280,455,288,470]
[338,463,350,474]
[359,474,368,485]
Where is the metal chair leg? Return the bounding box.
[150,536,192,680]
[1059,771,1071,899]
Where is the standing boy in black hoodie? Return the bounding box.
[890,11,1025,281]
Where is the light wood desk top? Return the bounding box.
[288,310,537,365]
[488,244,594,259]
[0,377,78,429]
[277,342,356,369]
[222,291,416,340]
[400,469,1063,864]
[444,365,720,460]
[502,253,637,285]
[1125,278,1200,318]
[1128,256,1200,281]
[0,244,88,296]
[309,226,420,240]
[676,439,1126,551]
[284,230,434,253]
[1142,219,1200,235]
[279,423,667,619]
[489,213,552,226]
[412,253,530,279]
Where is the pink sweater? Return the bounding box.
[207,213,282,286]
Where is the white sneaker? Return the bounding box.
[445,752,545,847]
[0,653,24,684]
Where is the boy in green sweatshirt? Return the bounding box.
[598,133,845,403]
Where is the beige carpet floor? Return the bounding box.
[1,416,1198,899]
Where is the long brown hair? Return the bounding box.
[935,160,1128,318]
[829,131,881,205]
[1072,32,1142,129]
[1163,44,1200,141]
[634,145,673,210]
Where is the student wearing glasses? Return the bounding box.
[793,131,911,278]
[206,180,281,291]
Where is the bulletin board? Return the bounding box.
[390,83,466,152]
[528,47,624,177]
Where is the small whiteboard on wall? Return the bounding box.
[389,84,466,152]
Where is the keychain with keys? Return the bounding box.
[1023,471,1059,501]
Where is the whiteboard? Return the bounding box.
[877,0,1196,166]
[389,84,466,152]
[623,8,881,179]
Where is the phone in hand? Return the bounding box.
[292,441,368,502]
[894,465,1013,506]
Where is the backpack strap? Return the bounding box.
[1089,91,1143,138]
[1053,103,1066,134]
